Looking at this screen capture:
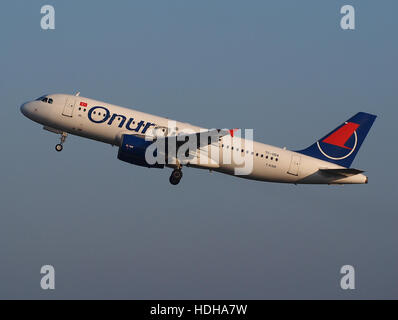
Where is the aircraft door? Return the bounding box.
[62,98,76,117]
[218,136,223,166]
[287,155,301,176]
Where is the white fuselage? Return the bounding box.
[20,94,367,184]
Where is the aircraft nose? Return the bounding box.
[20,102,28,116]
[20,101,34,118]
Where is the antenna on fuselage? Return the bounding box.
[75,91,80,97]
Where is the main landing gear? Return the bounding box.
[169,168,183,185]
[55,132,68,152]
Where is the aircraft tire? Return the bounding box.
[169,169,182,185]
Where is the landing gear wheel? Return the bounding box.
[55,132,67,152]
[169,169,183,185]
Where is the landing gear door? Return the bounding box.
[287,155,301,176]
[62,98,75,117]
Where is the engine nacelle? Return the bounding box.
[117,134,164,168]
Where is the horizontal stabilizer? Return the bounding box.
[319,168,364,177]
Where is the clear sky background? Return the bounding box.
[0,0,397,299]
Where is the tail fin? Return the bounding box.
[296,112,377,168]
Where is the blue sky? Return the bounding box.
[0,0,397,298]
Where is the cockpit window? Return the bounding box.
[35,96,54,104]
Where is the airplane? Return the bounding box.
[20,93,376,185]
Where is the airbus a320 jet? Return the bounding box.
[20,93,376,185]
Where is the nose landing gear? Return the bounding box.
[169,168,183,185]
[55,132,68,152]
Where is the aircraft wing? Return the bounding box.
[132,129,230,149]
[172,129,230,149]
